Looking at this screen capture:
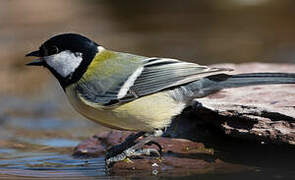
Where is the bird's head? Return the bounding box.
[26,33,100,88]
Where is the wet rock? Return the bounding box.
[74,130,248,175]
[73,131,131,157]
[74,131,211,157]
[73,131,295,175]
[73,136,106,157]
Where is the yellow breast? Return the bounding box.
[65,84,186,132]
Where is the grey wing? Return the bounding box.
[75,53,144,106]
[76,75,128,105]
[120,57,232,101]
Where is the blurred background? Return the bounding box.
[1,0,295,178]
[2,0,295,96]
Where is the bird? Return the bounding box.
[26,33,295,166]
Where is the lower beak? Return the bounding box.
[26,50,44,66]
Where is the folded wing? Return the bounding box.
[119,57,232,102]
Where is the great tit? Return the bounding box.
[26,33,295,165]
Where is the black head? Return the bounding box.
[26,33,99,88]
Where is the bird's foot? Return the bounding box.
[105,131,162,168]
[105,147,161,167]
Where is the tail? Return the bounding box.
[181,72,295,99]
[211,73,295,89]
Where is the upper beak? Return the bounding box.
[26,50,44,66]
[26,50,40,57]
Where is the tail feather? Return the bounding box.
[215,73,295,89]
[178,72,295,100]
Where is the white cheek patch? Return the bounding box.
[44,51,83,77]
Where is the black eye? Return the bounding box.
[48,46,59,55]
[40,45,59,57]
[39,45,47,57]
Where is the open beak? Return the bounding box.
[26,50,44,66]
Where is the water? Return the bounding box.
[0,153,105,178]
[0,97,108,178]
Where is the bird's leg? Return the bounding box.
[106,131,145,159]
[105,130,163,167]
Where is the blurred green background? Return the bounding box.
[1,0,295,178]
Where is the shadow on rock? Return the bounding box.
[164,106,295,169]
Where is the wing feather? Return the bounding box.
[121,58,232,100]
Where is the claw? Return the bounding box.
[105,130,164,168]
[105,147,161,168]
[145,141,162,155]
[133,148,161,157]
